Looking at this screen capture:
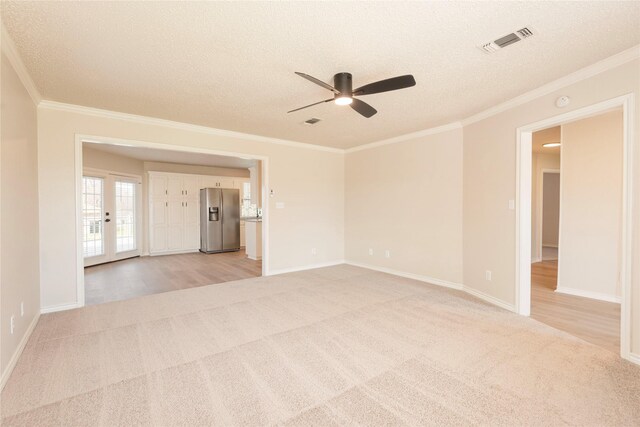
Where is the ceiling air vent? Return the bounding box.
[517,27,533,38]
[303,118,321,125]
[479,26,534,54]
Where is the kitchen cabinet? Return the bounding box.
[149,172,246,255]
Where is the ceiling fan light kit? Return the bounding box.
[288,71,416,118]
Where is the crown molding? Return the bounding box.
[1,23,42,105]
[38,100,344,154]
[345,122,462,154]
[461,44,640,127]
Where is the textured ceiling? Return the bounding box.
[84,142,255,169]
[2,2,640,149]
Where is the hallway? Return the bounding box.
[531,261,620,354]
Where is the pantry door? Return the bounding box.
[82,171,142,267]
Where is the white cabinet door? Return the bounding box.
[150,175,168,198]
[182,175,200,200]
[184,199,200,250]
[166,200,184,250]
[167,176,183,199]
[150,199,167,253]
[201,175,218,188]
[218,177,235,189]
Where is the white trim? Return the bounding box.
[555,287,621,304]
[628,353,640,366]
[345,261,515,312]
[344,122,462,154]
[1,23,42,104]
[462,286,516,312]
[148,249,199,257]
[74,134,271,310]
[40,101,342,154]
[515,93,635,363]
[344,261,463,290]
[41,302,81,314]
[267,260,345,276]
[462,45,640,126]
[0,313,40,391]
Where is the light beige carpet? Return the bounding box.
[1,265,639,426]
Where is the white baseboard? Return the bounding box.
[531,257,542,263]
[462,285,516,312]
[247,255,262,261]
[149,249,199,256]
[1,313,40,391]
[41,302,82,314]
[626,352,640,366]
[268,260,345,276]
[555,287,621,304]
[542,244,558,248]
[344,261,463,290]
[345,261,516,312]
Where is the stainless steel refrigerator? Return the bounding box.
[200,188,240,253]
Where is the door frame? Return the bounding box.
[537,169,560,263]
[75,135,270,306]
[82,167,143,266]
[515,93,635,362]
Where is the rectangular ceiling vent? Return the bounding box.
[303,118,321,125]
[479,27,534,54]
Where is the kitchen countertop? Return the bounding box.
[242,217,262,222]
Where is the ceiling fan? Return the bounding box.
[288,72,416,118]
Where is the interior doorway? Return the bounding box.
[76,136,268,306]
[529,119,621,354]
[516,94,634,362]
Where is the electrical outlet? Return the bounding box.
[485,270,492,281]
[311,247,317,255]
[385,250,391,258]
[368,248,374,256]
[20,302,24,317]
[10,315,15,334]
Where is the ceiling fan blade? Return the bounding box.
[350,98,377,118]
[287,98,333,114]
[353,75,416,96]
[295,72,340,94]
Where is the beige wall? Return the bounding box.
[37,108,344,310]
[345,128,463,285]
[462,59,640,354]
[558,110,623,299]
[531,152,561,259]
[1,53,40,379]
[83,145,145,176]
[541,172,560,247]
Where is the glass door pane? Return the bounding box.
[82,176,104,257]
[115,180,136,253]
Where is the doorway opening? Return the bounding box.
[76,136,268,306]
[516,94,634,362]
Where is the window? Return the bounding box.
[82,176,104,257]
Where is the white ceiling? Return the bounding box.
[84,142,255,169]
[3,2,639,149]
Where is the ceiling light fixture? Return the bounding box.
[543,142,561,148]
[334,96,353,106]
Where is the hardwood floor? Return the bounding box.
[531,260,620,354]
[85,251,262,306]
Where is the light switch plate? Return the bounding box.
[508,199,515,210]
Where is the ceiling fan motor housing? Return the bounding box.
[334,72,353,97]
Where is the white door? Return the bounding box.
[166,199,184,250]
[83,173,141,267]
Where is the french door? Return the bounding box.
[82,171,141,267]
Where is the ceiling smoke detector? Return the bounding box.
[303,118,321,125]
[479,27,534,53]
